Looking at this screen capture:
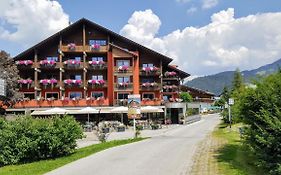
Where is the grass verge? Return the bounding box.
[0,138,146,175]
[214,123,264,175]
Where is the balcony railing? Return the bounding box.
[114,99,128,106]
[85,45,108,53]
[114,66,133,74]
[60,44,83,52]
[114,83,133,91]
[13,98,110,108]
[140,83,160,91]
[141,99,161,106]
[87,80,107,89]
[18,81,35,89]
[39,80,61,89]
[63,79,84,88]
[87,62,107,70]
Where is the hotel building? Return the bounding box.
[10,18,190,124]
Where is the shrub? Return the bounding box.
[0,115,83,166]
[238,71,281,175]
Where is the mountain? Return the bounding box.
[186,59,281,95]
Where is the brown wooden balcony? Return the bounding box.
[85,45,108,53]
[63,62,83,70]
[63,79,84,88]
[140,83,161,91]
[87,80,107,89]
[37,61,61,69]
[114,83,133,91]
[60,45,83,52]
[13,98,110,108]
[39,80,61,89]
[18,81,35,90]
[114,66,133,74]
[87,62,107,70]
[139,69,161,76]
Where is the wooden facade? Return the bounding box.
[12,18,190,109]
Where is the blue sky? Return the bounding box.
[1,0,281,76]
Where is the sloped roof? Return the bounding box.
[167,65,190,79]
[180,85,215,96]
[14,18,173,65]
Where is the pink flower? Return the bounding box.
[49,79,57,84]
[99,79,105,84]
[98,60,105,65]
[64,79,73,85]
[16,60,33,65]
[91,44,100,49]
[118,65,129,71]
[142,82,150,87]
[74,79,82,85]
[68,43,76,50]
[40,79,49,85]
[18,79,32,84]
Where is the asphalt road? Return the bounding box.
[46,114,221,175]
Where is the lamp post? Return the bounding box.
[228,98,234,128]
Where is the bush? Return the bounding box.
[238,71,281,175]
[0,115,83,166]
[180,92,192,102]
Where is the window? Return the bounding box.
[45,92,59,99]
[75,57,81,61]
[92,75,103,80]
[47,56,58,61]
[163,95,172,101]
[70,75,82,80]
[118,93,129,99]
[89,39,107,46]
[141,78,154,83]
[142,63,154,67]
[143,93,154,100]
[69,92,82,99]
[117,60,130,67]
[92,57,104,61]
[91,91,104,99]
[24,93,35,99]
[118,77,130,83]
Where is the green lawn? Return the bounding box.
[0,138,146,175]
[214,123,264,175]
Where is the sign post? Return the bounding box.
[128,95,141,134]
[228,98,234,128]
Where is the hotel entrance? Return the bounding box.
[171,108,179,124]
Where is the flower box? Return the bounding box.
[64,60,81,65]
[142,66,159,72]
[88,79,105,87]
[18,79,33,89]
[118,82,129,87]
[67,43,76,50]
[40,79,58,89]
[15,60,33,66]
[91,44,100,50]
[118,65,129,71]
[89,60,105,68]
[164,71,177,77]
[64,79,82,86]
[40,60,56,67]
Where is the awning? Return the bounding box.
[141,106,164,113]
[31,107,69,115]
[68,107,100,114]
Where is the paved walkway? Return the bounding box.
[47,114,220,175]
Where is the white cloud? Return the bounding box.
[186,7,198,14]
[202,0,218,9]
[0,0,69,47]
[120,8,281,76]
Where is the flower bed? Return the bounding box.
[15,60,33,66]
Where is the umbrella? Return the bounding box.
[79,107,100,123]
[110,106,128,123]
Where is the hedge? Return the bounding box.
[0,115,83,166]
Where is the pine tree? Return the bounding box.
[0,51,23,105]
[232,68,244,92]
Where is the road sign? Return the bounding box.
[228,98,234,105]
[0,79,6,96]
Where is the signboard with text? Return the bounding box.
[128,94,141,119]
[228,98,234,105]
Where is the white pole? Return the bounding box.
[87,113,90,123]
[133,117,136,132]
[228,105,231,128]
